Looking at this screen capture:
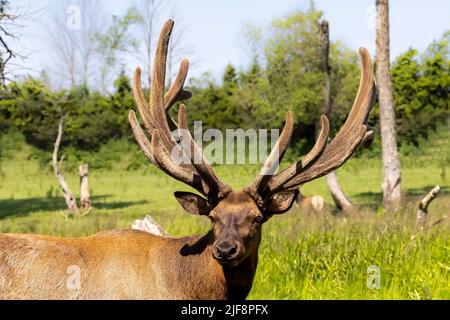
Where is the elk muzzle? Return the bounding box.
[213,240,242,265]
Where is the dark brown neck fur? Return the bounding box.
[179,229,260,300]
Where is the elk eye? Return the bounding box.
[254,215,263,224]
[209,215,216,223]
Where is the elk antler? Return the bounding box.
[129,19,231,204]
[247,47,377,207]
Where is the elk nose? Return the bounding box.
[213,242,239,261]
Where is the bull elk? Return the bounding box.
[0,20,376,300]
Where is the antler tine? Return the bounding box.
[265,115,329,196]
[164,59,192,131]
[133,68,154,134]
[178,105,232,199]
[247,112,294,204]
[149,19,174,150]
[268,47,377,192]
[129,19,231,201]
[129,110,155,163]
[177,104,188,129]
[165,59,192,110]
[151,129,211,195]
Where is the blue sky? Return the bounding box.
[12,0,450,83]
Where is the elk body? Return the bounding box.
[297,193,326,214]
[0,20,376,300]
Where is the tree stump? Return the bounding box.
[416,185,441,230]
[79,164,91,211]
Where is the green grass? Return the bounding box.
[0,135,449,299]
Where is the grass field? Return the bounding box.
[0,132,449,299]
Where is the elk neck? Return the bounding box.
[179,228,261,300]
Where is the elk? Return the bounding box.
[297,193,326,214]
[0,20,376,300]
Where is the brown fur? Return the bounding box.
[0,191,268,300]
[297,194,326,214]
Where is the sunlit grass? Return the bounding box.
[0,137,449,299]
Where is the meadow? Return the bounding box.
[0,130,449,299]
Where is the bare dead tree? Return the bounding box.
[52,116,78,213]
[46,1,77,87]
[133,0,165,89]
[45,0,105,88]
[0,1,35,87]
[166,3,194,86]
[130,1,194,88]
[416,185,441,230]
[326,172,352,211]
[0,11,15,87]
[376,0,402,210]
[316,20,353,211]
[79,1,104,85]
[318,20,332,118]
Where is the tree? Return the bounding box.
[52,116,92,215]
[264,9,324,128]
[376,0,402,210]
[0,0,32,87]
[391,33,449,147]
[0,73,133,152]
[46,0,105,88]
[391,49,422,144]
[186,72,240,131]
[234,57,273,129]
[166,4,194,86]
[52,116,78,213]
[133,0,165,89]
[110,68,136,135]
[240,23,264,64]
[233,7,364,148]
[223,63,238,95]
[95,8,139,94]
[131,1,193,88]
[0,0,14,87]
[319,20,352,211]
[1,77,65,149]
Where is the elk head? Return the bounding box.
[129,20,376,267]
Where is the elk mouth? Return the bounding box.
[213,255,244,268]
[212,243,245,267]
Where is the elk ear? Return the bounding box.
[174,192,212,215]
[265,189,299,215]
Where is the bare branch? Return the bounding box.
[133,0,165,89]
[326,172,352,211]
[52,116,78,213]
[416,185,441,230]
[0,1,39,86]
[44,0,106,88]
